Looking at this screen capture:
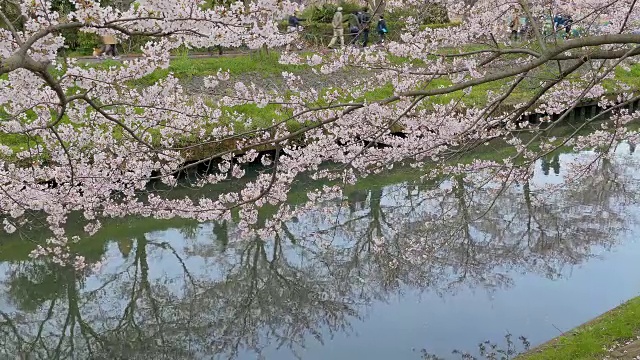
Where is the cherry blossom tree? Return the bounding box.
[1,0,640,268]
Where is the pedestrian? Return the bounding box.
[553,13,564,33]
[349,11,360,45]
[101,33,119,59]
[349,24,360,45]
[564,14,573,38]
[359,7,371,47]
[377,15,388,43]
[288,13,304,32]
[509,15,518,41]
[518,14,529,40]
[92,46,104,58]
[328,7,345,49]
[286,12,304,51]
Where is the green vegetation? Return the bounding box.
[125,51,306,86]
[518,296,640,360]
[2,50,638,164]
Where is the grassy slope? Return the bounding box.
[3,50,640,156]
[130,51,307,86]
[518,296,640,360]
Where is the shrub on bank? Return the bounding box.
[305,1,363,23]
[389,3,450,24]
[304,1,450,25]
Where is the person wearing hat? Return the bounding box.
[101,33,119,59]
[328,6,345,48]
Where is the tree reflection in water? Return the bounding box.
[0,149,639,359]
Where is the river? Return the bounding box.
[1,139,640,359]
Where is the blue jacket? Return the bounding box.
[377,19,388,33]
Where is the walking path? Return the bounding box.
[74,50,262,63]
[71,47,326,63]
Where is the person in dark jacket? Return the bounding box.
[349,25,359,44]
[349,11,360,45]
[564,14,573,37]
[286,13,305,50]
[553,13,564,33]
[377,15,388,43]
[288,14,304,31]
[359,7,371,47]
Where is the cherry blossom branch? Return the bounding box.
[515,45,640,155]
[79,95,155,149]
[49,125,76,185]
[430,47,541,59]
[619,0,638,33]
[227,145,280,211]
[537,94,640,163]
[477,71,529,121]
[500,58,588,125]
[166,102,362,152]
[397,34,640,99]
[517,0,546,52]
[0,8,21,45]
[121,34,640,179]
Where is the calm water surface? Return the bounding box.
[1,144,640,359]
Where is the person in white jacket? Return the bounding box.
[328,7,345,48]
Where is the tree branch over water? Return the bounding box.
[1,0,640,270]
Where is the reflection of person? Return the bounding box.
[541,154,560,175]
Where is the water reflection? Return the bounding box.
[1,146,640,359]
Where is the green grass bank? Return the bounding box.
[519,296,640,360]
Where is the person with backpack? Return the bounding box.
[348,11,360,45]
[377,15,388,43]
[564,14,574,38]
[358,7,371,47]
[286,12,305,51]
[328,7,345,48]
[288,13,304,32]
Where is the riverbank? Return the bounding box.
[518,296,640,359]
[4,49,640,164]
